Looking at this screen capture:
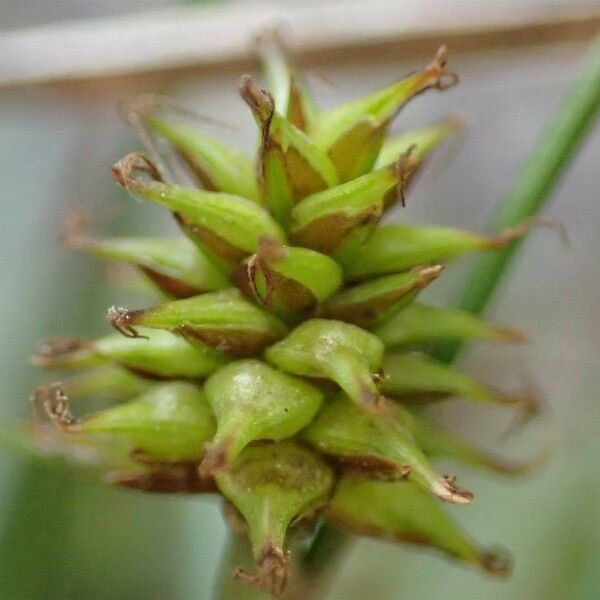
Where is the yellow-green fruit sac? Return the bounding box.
[334,224,486,279]
[336,221,534,280]
[374,116,464,168]
[301,395,472,504]
[288,162,407,254]
[326,476,509,575]
[373,302,526,348]
[215,440,334,596]
[233,238,343,321]
[142,114,260,202]
[111,153,285,271]
[79,382,216,462]
[310,46,457,182]
[397,406,544,475]
[64,229,228,299]
[201,359,323,474]
[92,328,228,379]
[62,365,152,402]
[34,328,228,379]
[239,75,337,229]
[107,288,289,358]
[381,352,536,410]
[265,319,386,412]
[254,29,317,132]
[317,266,443,328]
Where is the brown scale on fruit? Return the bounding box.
[384,390,454,403]
[318,265,445,328]
[290,204,382,254]
[239,257,316,316]
[393,145,418,208]
[173,213,248,265]
[288,81,309,131]
[176,325,282,358]
[117,365,176,382]
[107,464,217,494]
[136,265,203,299]
[232,238,318,320]
[324,453,412,480]
[175,148,220,191]
[328,121,389,184]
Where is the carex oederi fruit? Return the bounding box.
[31,39,549,596]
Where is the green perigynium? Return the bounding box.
[201,359,323,474]
[30,38,547,596]
[216,440,334,595]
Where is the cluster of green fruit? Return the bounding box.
[32,37,539,596]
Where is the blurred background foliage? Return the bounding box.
[1,2,600,599]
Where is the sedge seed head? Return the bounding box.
[28,40,550,596]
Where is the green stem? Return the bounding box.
[436,35,600,363]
